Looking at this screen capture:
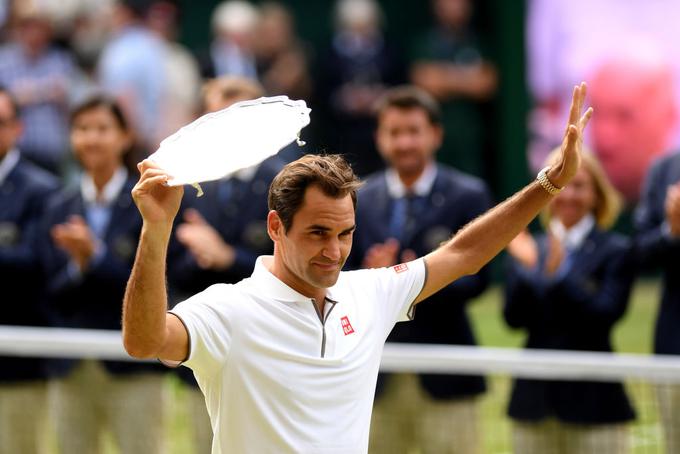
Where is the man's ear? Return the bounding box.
[267,210,282,241]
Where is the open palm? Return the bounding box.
[550,82,593,188]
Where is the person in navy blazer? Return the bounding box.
[634,151,680,452]
[348,86,491,454]
[0,87,59,453]
[41,96,165,454]
[166,76,288,454]
[504,150,635,453]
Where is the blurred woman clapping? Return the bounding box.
[504,149,636,453]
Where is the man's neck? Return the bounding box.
[396,164,428,189]
[267,255,327,304]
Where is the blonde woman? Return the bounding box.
[504,149,636,453]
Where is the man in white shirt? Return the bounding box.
[123,84,592,453]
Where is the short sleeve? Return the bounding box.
[371,258,427,331]
[168,284,235,378]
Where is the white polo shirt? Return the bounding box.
[170,255,426,454]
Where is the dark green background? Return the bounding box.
[177,0,529,199]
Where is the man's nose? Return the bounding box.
[395,134,414,150]
[322,238,341,261]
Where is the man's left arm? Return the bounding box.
[415,83,592,304]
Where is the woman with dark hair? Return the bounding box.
[504,149,636,453]
[42,96,165,454]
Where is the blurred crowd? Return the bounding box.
[1,0,680,453]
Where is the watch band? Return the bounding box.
[536,166,562,195]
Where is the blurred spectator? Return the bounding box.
[201,75,263,113]
[167,76,287,454]
[0,0,8,35]
[0,3,78,175]
[98,0,166,152]
[588,56,677,203]
[504,150,635,453]
[254,2,312,101]
[198,0,259,80]
[200,75,304,162]
[146,0,201,141]
[526,0,680,179]
[635,151,680,452]
[0,88,58,454]
[67,1,117,76]
[349,86,491,454]
[42,96,165,454]
[319,0,406,177]
[410,0,497,178]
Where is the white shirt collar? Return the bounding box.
[385,162,437,198]
[251,256,339,304]
[80,167,128,206]
[0,149,20,185]
[550,214,596,251]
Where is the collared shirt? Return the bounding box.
[80,167,127,240]
[0,44,74,161]
[99,25,166,144]
[549,214,596,252]
[0,148,19,186]
[170,255,426,453]
[385,162,437,198]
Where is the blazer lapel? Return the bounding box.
[567,227,602,276]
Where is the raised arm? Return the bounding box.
[415,83,593,304]
[122,160,188,360]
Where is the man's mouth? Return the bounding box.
[313,262,339,271]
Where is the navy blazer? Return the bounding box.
[0,156,58,381]
[167,155,285,301]
[634,152,680,355]
[41,175,164,377]
[504,228,636,423]
[350,164,492,399]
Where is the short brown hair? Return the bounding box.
[375,85,441,125]
[268,154,363,231]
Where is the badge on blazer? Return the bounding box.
[113,236,136,261]
[432,192,446,208]
[424,226,453,252]
[0,222,20,247]
[243,220,272,251]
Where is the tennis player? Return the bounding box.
[123,83,592,453]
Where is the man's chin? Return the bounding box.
[309,272,341,289]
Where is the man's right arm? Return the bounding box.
[122,160,187,361]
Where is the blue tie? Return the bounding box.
[388,193,424,244]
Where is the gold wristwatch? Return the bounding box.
[536,166,562,195]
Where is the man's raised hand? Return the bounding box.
[132,159,184,229]
[549,82,594,188]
